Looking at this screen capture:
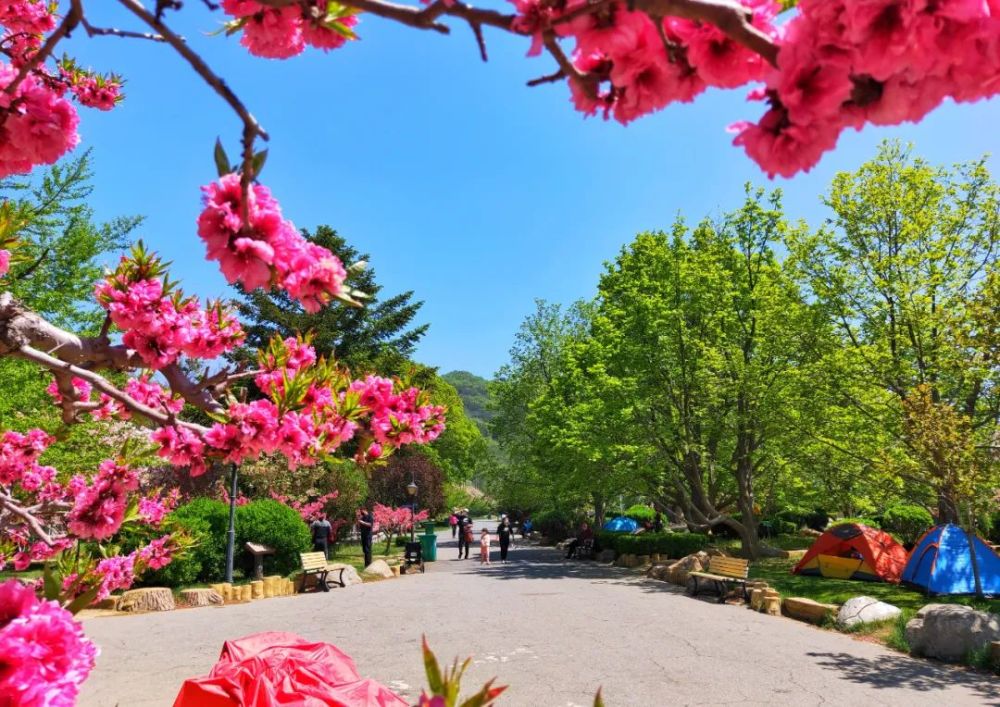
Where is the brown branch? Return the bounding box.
[527,69,566,87]
[16,344,209,433]
[542,32,597,99]
[117,0,269,226]
[81,16,167,42]
[3,1,82,97]
[635,0,778,66]
[0,292,223,416]
[0,491,59,546]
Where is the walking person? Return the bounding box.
[497,516,514,564]
[449,510,458,538]
[521,516,533,539]
[310,513,333,560]
[460,513,474,559]
[357,505,374,568]
[480,527,492,565]
[456,508,468,558]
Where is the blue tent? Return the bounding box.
[603,516,639,532]
[902,524,1000,595]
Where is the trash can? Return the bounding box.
[419,532,437,562]
[422,521,437,535]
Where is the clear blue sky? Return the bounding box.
[65,4,1000,379]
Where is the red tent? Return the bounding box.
[792,523,908,583]
[173,632,407,707]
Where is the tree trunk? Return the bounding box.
[592,492,605,529]
[937,491,960,524]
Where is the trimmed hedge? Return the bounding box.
[595,531,709,558]
[623,504,655,523]
[236,499,311,576]
[880,504,934,544]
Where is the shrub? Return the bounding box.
[534,510,578,541]
[141,513,212,587]
[623,504,655,523]
[594,531,709,558]
[831,517,881,529]
[760,518,797,537]
[803,509,830,531]
[169,498,230,583]
[236,499,311,576]
[984,511,1000,543]
[881,504,934,544]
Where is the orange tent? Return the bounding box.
[792,523,908,583]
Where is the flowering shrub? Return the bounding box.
[374,503,430,553]
[270,489,340,522]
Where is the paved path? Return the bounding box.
[80,529,999,706]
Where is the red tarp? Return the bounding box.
[173,632,408,707]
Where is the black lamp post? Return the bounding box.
[406,479,418,542]
[224,463,239,583]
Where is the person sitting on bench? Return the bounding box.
[565,522,594,559]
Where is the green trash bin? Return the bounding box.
[419,532,437,562]
[422,521,437,535]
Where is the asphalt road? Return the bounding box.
[79,529,999,706]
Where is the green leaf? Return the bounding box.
[250,149,268,179]
[64,584,101,615]
[422,636,445,695]
[214,138,231,177]
[593,687,605,707]
[42,562,61,601]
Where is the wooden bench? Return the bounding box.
[298,552,346,592]
[686,556,750,603]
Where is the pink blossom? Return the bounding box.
[94,553,136,600]
[45,376,93,404]
[302,12,358,51]
[151,425,208,476]
[0,249,9,276]
[65,460,138,540]
[0,579,98,707]
[136,535,174,570]
[240,5,305,59]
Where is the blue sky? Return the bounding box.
[64,3,1000,379]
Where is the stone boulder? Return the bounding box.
[598,549,616,563]
[118,587,175,612]
[905,604,1000,662]
[783,597,839,624]
[665,551,709,585]
[327,563,363,587]
[362,559,395,579]
[646,564,669,580]
[837,596,902,628]
[177,588,223,607]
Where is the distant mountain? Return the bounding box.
[441,370,492,436]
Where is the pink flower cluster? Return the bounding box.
[255,335,318,395]
[95,267,245,369]
[269,490,339,521]
[0,580,98,707]
[221,0,359,59]
[350,375,447,448]
[198,174,347,313]
[88,534,175,600]
[372,503,430,537]
[45,376,93,404]
[0,249,10,277]
[731,0,1000,177]
[65,460,139,541]
[508,0,779,125]
[0,61,80,179]
[67,74,123,112]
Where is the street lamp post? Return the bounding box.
[224,463,239,583]
[406,479,418,542]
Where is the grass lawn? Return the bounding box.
[750,556,1000,615]
[329,540,405,573]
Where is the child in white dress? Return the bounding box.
[480,528,492,565]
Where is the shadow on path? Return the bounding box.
[806,651,1000,704]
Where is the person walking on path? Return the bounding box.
[480,527,492,565]
[460,514,474,559]
[357,505,374,567]
[449,511,458,538]
[310,513,333,560]
[496,517,514,564]
[521,517,532,539]
[455,509,468,558]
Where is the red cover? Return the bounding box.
[173,632,407,707]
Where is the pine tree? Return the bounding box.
[234,225,428,371]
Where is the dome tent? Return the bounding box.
[902,524,1000,596]
[793,523,908,583]
[603,516,639,532]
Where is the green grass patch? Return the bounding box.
[328,542,404,573]
[749,557,1000,615]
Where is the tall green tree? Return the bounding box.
[594,188,821,557]
[787,141,1000,522]
[235,225,428,372]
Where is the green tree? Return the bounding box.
[234,225,427,372]
[594,188,821,557]
[786,141,1000,522]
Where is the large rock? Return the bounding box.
[665,551,709,585]
[327,563,363,587]
[837,596,902,628]
[906,604,1000,662]
[177,588,223,607]
[783,597,839,624]
[361,559,394,579]
[646,564,669,580]
[598,549,616,563]
[118,587,175,612]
